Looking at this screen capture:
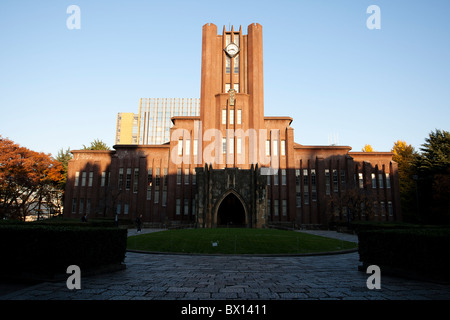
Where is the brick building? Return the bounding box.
[64,23,401,228]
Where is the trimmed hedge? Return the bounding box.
[0,224,127,277]
[358,228,450,280]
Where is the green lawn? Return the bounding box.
[127,228,357,254]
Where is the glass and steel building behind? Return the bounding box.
[138,98,200,145]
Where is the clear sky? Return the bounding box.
[1,0,449,158]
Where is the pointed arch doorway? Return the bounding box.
[216,191,247,227]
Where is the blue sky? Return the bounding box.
[1,0,449,158]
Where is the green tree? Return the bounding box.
[414,129,450,224]
[83,139,110,150]
[55,148,72,184]
[391,140,419,222]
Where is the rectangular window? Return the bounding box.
[193,139,198,156]
[388,201,393,216]
[373,201,378,216]
[237,138,242,154]
[178,139,183,156]
[184,199,189,215]
[72,198,77,213]
[226,34,231,45]
[147,169,152,200]
[86,199,91,214]
[126,168,132,190]
[225,56,231,74]
[267,199,272,216]
[273,140,278,156]
[176,199,181,215]
[229,138,234,154]
[133,168,139,193]
[282,200,287,216]
[88,171,93,187]
[116,202,121,215]
[101,172,106,187]
[177,168,182,184]
[358,173,364,189]
[296,169,301,207]
[325,169,330,195]
[234,55,239,73]
[303,169,309,205]
[237,109,242,124]
[281,169,286,185]
[75,172,79,187]
[81,171,86,187]
[192,170,196,185]
[184,168,189,185]
[378,173,384,188]
[229,110,234,124]
[118,168,124,190]
[80,198,84,214]
[380,201,385,216]
[340,170,346,190]
[333,169,338,192]
[162,191,167,206]
[281,140,286,156]
[124,203,129,215]
[386,173,391,188]
[163,168,168,190]
[372,173,377,189]
[222,138,227,154]
[311,169,317,201]
[274,169,279,186]
[265,140,270,156]
[154,168,160,203]
[222,109,227,125]
[274,199,279,216]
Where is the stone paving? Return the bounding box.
[1,229,449,301]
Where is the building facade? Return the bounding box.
[115,113,138,145]
[65,23,401,228]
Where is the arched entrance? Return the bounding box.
[216,192,246,227]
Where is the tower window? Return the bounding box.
[222,109,227,125]
[234,55,239,73]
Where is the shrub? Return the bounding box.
[358,228,450,280]
[0,224,127,277]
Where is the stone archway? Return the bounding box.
[216,191,247,227]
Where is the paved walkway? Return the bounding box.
[1,229,449,301]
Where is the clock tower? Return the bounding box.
[199,23,265,169]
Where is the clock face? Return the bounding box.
[225,43,239,58]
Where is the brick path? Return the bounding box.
[1,230,449,301]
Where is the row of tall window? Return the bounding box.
[267,199,288,217]
[175,198,196,216]
[334,201,394,217]
[222,109,242,125]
